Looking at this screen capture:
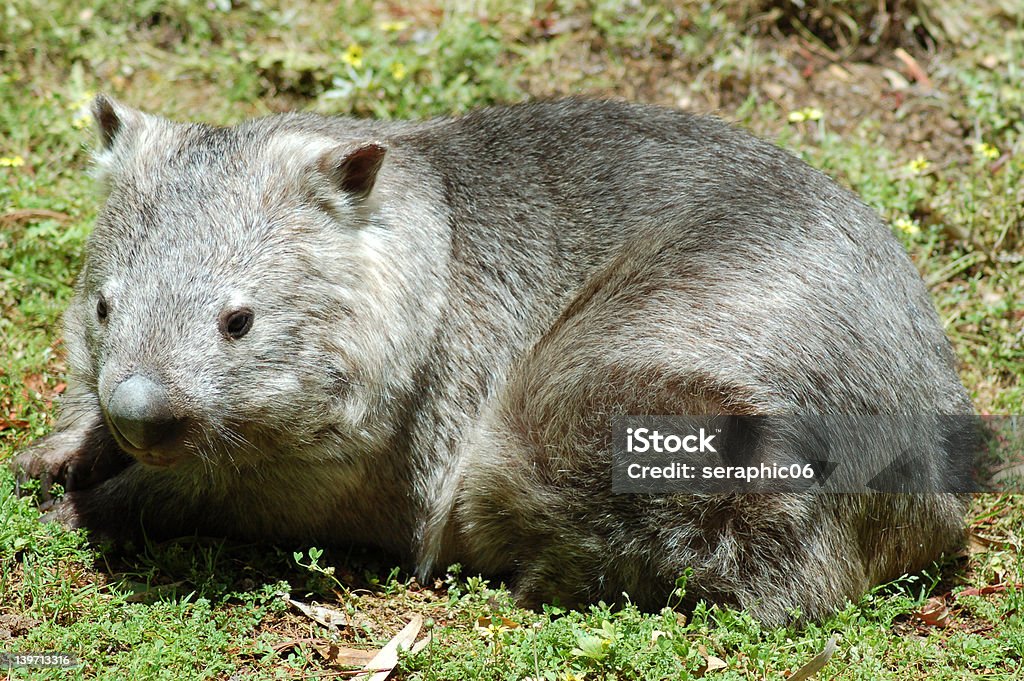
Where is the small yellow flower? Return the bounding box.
[341,43,364,69]
[390,61,408,81]
[906,156,931,174]
[973,142,1000,160]
[69,91,96,129]
[894,217,920,236]
[788,107,823,123]
[70,91,95,110]
[0,155,25,167]
[379,20,408,32]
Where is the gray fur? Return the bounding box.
[11,96,970,625]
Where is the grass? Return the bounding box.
[1,0,1022,679]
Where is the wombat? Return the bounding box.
[11,95,971,625]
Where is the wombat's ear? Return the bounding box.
[91,94,144,152]
[318,143,387,200]
[90,95,149,188]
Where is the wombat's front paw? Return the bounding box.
[37,493,87,529]
[10,425,132,502]
[11,430,84,502]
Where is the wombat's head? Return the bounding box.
[65,96,440,470]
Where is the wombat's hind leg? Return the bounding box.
[452,244,868,623]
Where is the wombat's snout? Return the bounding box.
[106,375,182,453]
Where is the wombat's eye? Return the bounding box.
[96,295,108,322]
[220,307,254,340]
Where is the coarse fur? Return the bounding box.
[12,96,971,625]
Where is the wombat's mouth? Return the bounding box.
[120,444,187,468]
[103,416,193,468]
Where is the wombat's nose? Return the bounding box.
[107,375,180,451]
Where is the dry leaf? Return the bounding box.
[475,615,520,631]
[23,374,47,394]
[0,417,30,431]
[826,64,851,81]
[0,209,71,226]
[968,530,1016,552]
[894,48,932,88]
[980,54,1000,69]
[913,596,951,628]
[314,642,377,665]
[881,68,911,90]
[705,655,727,671]
[362,614,423,681]
[789,636,837,681]
[695,644,728,676]
[955,583,1022,599]
[283,595,349,629]
[410,635,431,655]
[992,463,1024,486]
[271,638,377,666]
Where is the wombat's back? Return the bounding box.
[394,99,968,415]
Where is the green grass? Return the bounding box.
[1,1,1022,679]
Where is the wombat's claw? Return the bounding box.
[10,452,52,499]
[9,425,130,500]
[38,499,83,529]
